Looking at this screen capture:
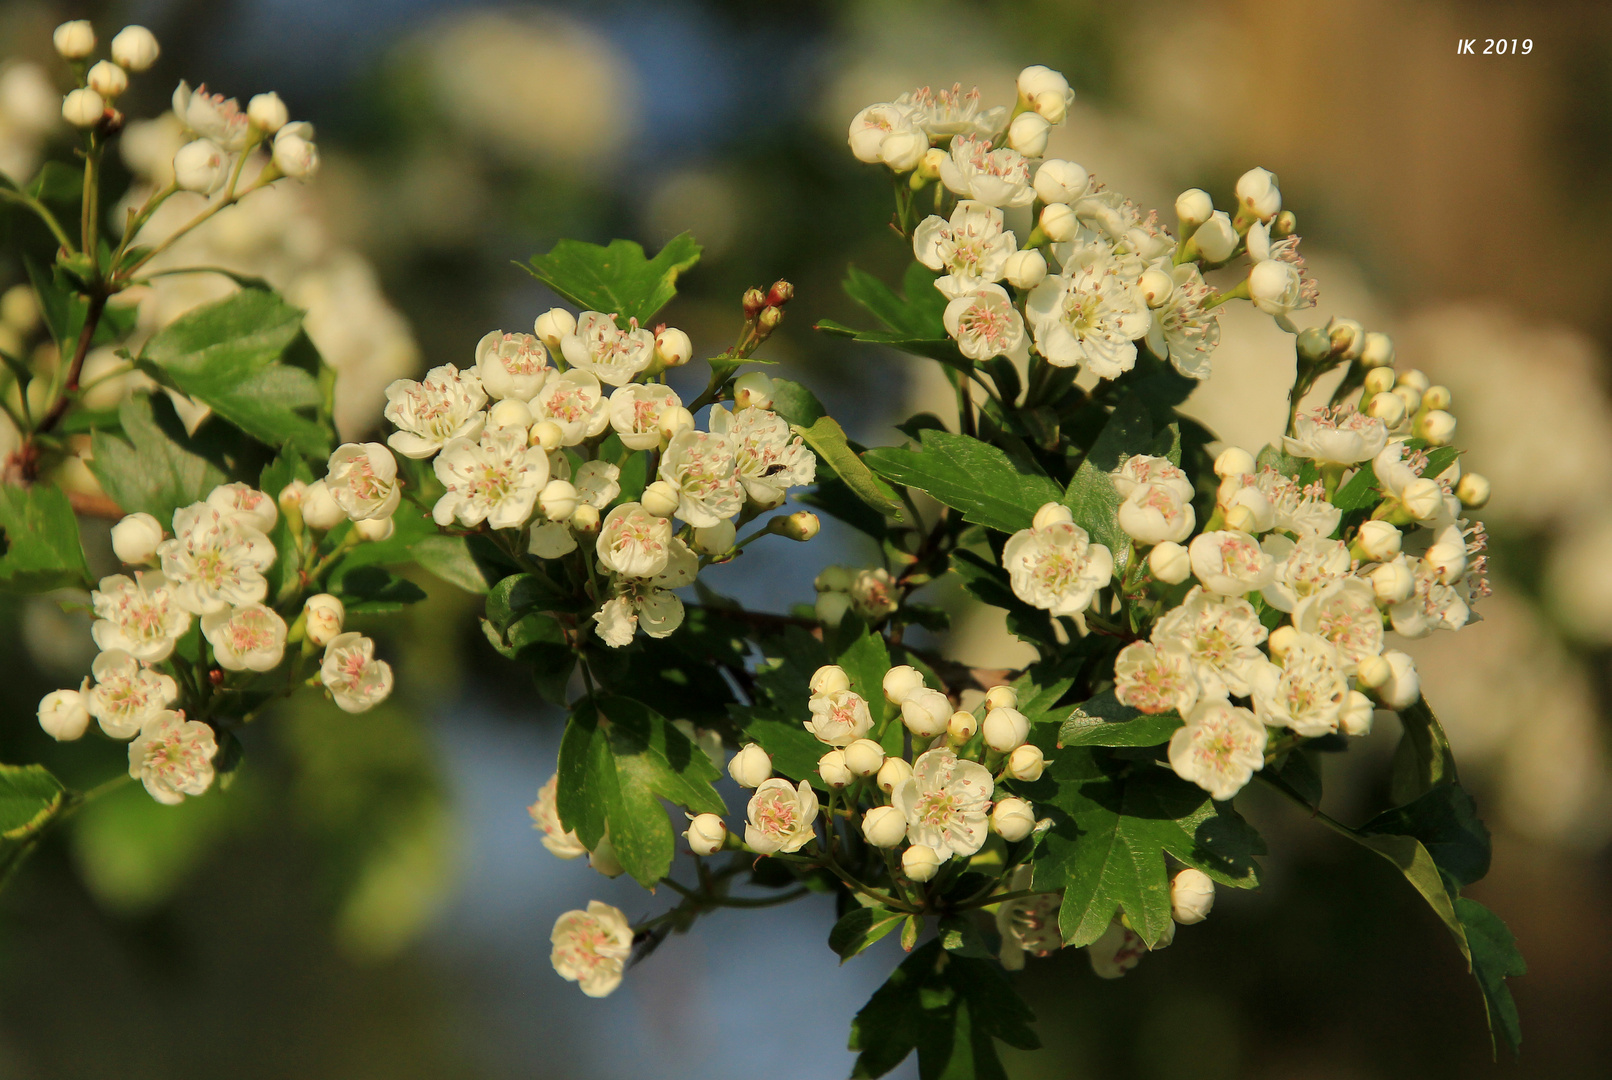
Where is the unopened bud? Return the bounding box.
[883,665,924,706]
[1326,317,1365,360]
[684,813,727,855]
[1272,209,1297,238]
[733,371,774,410]
[353,516,394,542]
[589,838,625,878]
[1370,556,1415,604]
[1007,110,1052,157]
[1224,505,1258,534]
[1363,366,1397,396]
[991,798,1036,842]
[984,685,1018,712]
[742,287,766,319]
[880,128,927,172]
[1175,188,1213,233]
[247,92,289,134]
[916,147,945,180]
[304,594,345,647]
[1396,368,1430,395]
[640,479,680,518]
[1392,384,1423,416]
[876,756,913,794]
[1235,166,1282,222]
[570,504,600,534]
[1296,326,1331,364]
[1214,446,1256,478]
[758,305,783,332]
[728,743,772,787]
[658,406,695,444]
[1354,519,1402,561]
[765,280,794,308]
[277,479,308,515]
[111,512,164,564]
[1456,472,1490,509]
[810,664,851,696]
[62,88,105,128]
[111,26,160,72]
[772,511,817,542]
[862,805,908,848]
[1189,212,1237,263]
[1149,540,1192,584]
[1373,650,1421,710]
[539,479,578,521]
[1356,653,1392,689]
[693,519,736,554]
[301,480,344,530]
[901,688,952,737]
[1170,868,1215,924]
[1361,331,1395,369]
[815,591,852,627]
[38,688,90,741]
[947,709,978,743]
[53,20,96,60]
[1400,478,1444,521]
[1416,409,1456,446]
[902,844,941,881]
[1033,502,1073,529]
[844,738,885,777]
[1267,625,1297,659]
[173,137,228,193]
[534,308,576,351]
[529,420,564,450]
[1139,267,1175,308]
[488,398,533,430]
[86,61,128,99]
[1006,743,1045,781]
[1367,391,1406,427]
[1003,248,1047,290]
[654,326,692,368]
[1033,88,1068,124]
[983,706,1030,753]
[1339,690,1374,737]
[1034,159,1089,205]
[818,749,853,788]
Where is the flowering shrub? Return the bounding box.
[0,24,1523,1077]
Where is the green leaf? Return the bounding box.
[525,233,702,325]
[938,913,995,959]
[830,905,906,961]
[333,565,428,614]
[0,482,92,592]
[1056,691,1182,748]
[1062,393,1153,571]
[87,393,230,522]
[1457,897,1525,1058]
[485,570,587,626]
[738,627,844,784]
[1028,751,1264,947]
[843,263,946,338]
[555,695,725,886]
[1391,697,1460,803]
[769,378,827,428]
[408,534,501,594]
[1354,830,1469,960]
[1361,782,1491,889]
[815,320,972,370]
[794,416,904,519]
[0,763,70,890]
[138,288,331,458]
[865,429,1062,534]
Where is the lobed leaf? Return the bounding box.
[865,429,1061,534]
[88,393,229,523]
[525,233,702,325]
[1057,691,1183,748]
[0,482,92,592]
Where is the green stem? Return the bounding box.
[0,189,75,252]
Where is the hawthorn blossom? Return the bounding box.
[1253,467,1340,538]
[561,312,656,387]
[172,81,248,149]
[1246,227,1317,330]
[939,134,1035,208]
[892,747,994,860]
[529,522,578,559]
[326,442,402,521]
[91,571,193,662]
[1117,483,1195,545]
[1089,919,1148,979]
[596,502,673,578]
[1025,245,1151,377]
[1167,698,1266,801]
[320,632,395,713]
[805,689,875,746]
[530,773,587,859]
[1284,406,1388,465]
[1188,530,1275,596]
[201,603,288,672]
[1388,557,1471,638]
[913,201,1018,299]
[943,284,1030,363]
[432,426,550,529]
[550,901,633,998]
[1151,587,1269,699]
[707,406,816,505]
[997,866,1062,971]
[608,383,681,451]
[851,567,899,622]
[1113,641,1200,716]
[1003,503,1114,616]
[157,505,276,615]
[475,330,550,400]
[1249,633,1348,736]
[1144,263,1221,380]
[1110,455,1194,501]
[384,363,487,460]
[591,539,698,647]
[1260,535,1351,612]
[1373,443,1451,524]
[86,650,178,739]
[1292,578,1384,672]
[573,460,622,510]
[745,777,820,854]
[206,483,277,533]
[533,368,610,446]
[128,710,218,805]
[848,101,919,164]
[658,429,743,527]
[38,687,91,741]
[897,83,1006,140]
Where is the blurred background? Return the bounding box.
[2,1,1610,1077]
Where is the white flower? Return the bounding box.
[658,429,743,528]
[1002,503,1114,616]
[327,442,402,521]
[1259,535,1351,612]
[896,84,1006,140]
[892,747,994,860]
[1188,530,1275,596]
[529,774,587,859]
[1110,455,1194,501]
[1150,541,1192,584]
[206,482,278,533]
[938,134,1034,208]
[532,368,609,446]
[85,650,178,739]
[685,813,728,855]
[1363,649,1420,710]
[1114,641,1200,716]
[850,567,899,621]
[745,777,820,854]
[1145,263,1221,380]
[528,522,578,559]
[432,426,550,530]
[38,687,91,741]
[1017,65,1074,122]
[157,506,275,615]
[550,901,633,998]
[1171,868,1216,925]
[271,123,319,179]
[573,460,621,510]
[1284,406,1389,465]
[201,603,288,672]
[1246,223,1317,328]
[848,101,919,164]
[320,632,395,713]
[560,311,655,387]
[1089,919,1148,979]
[1250,468,1340,538]
[998,867,1062,971]
[596,502,673,577]
[247,91,288,133]
[91,572,192,662]
[1291,577,1384,672]
[534,308,578,350]
[300,481,345,530]
[171,81,249,150]
[1168,698,1266,801]
[384,363,488,459]
[707,406,816,505]
[111,512,165,564]
[806,689,874,746]
[1235,167,1282,221]
[943,284,1030,363]
[1117,482,1195,545]
[128,710,218,805]
[1151,586,1269,699]
[1025,245,1151,377]
[912,200,1017,300]
[475,330,550,401]
[1388,557,1470,638]
[591,539,698,647]
[1249,633,1348,736]
[173,138,228,193]
[608,383,681,451]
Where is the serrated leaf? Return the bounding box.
[333,565,428,614]
[1062,393,1153,572]
[0,762,70,890]
[87,393,230,523]
[830,905,906,961]
[1391,698,1460,802]
[1361,781,1491,888]
[1457,897,1525,1058]
[865,429,1061,534]
[1056,691,1182,748]
[408,534,499,594]
[938,914,994,958]
[0,482,92,592]
[794,416,904,519]
[525,233,701,325]
[769,378,827,428]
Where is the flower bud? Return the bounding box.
[488,398,533,430]
[1400,478,1443,521]
[301,480,345,530]
[818,749,853,788]
[1363,366,1397,396]
[1361,332,1395,369]
[767,281,793,308]
[728,743,772,788]
[1322,317,1363,360]
[658,406,695,444]
[1456,472,1490,509]
[1396,367,1430,394]
[1390,385,1422,418]
[1355,519,1402,561]
[654,326,693,368]
[902,844,941,882]
[1017,64,1072,112]
[640,479,680,518]
[111,511,163,564]
[353,517,394,542]
[1138,267,1175,308]
[1175,188,1213,233]
[1224,505,1258,534]
[1366,391,1406,427]
[810,664,851,696]
[693,519,736,554]
[589,837,625,878]
[1356,653,1391,689]
[277,479,308,514]
[38,688,90,741]
[173,138,228,193]
[1415,409,1456,446]
[272,128,319,180]
[984,686,1018,713]
[533,308,576,351]
[539,479,579,521]
[529,420,564,450]
[1210,447,1253,479]
[1170,868,1215,924]
[1007,111,1052,157]
[882,664,924,706]
[1039,202,1078,242]
[1272,209,1298,237]
[862,805,908,849]
[1002,248,1047,290]
[992,798,1036,841]
[816,591,852,627]
[1189,212,1237,263]
[111,26,160,71]
[844,738,885,778]
[1370,556,1415,604]
[1425,531,1467,585]
[53,20,96,60]
[901,687,952,738]
[1149,540,1192,584]
[916,147,945,180]
[879,128,927,172]
[1235,166,1281,221]
[1008,744,1046,782]
[1372,650,1420,710]
[742,287,767,318]
[86,61,128,100]
[1267,624,1297,659]
[983,707,1030,753]
[1418,383,1451,410]
[685,813,727,856]
[1034,159,1089,205]
[947,709,978,743]
[1033,502,1073,529]
[304,593,345,647]
[570,504,600,534]
[877,756,913,795]
[248,91,288,134]
[770,510,817,543]
[62,88,105,128]
[733,371,774,410]
[1339,690,1374,737]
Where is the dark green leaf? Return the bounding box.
[1361,782,1491,888]
[830,905,906,961]
[0,483,92,592]
[334,565,428,614]
[769,377,827,428]
[816,320,972,370]
[1056,691,1182,748]
[865,430,1062,534]
[1063,393,1153,571]
[843,263,945,338]
[1391,697,1460,803]
[408,534,499,594]
[485,569,586,626]
[87,394,230,522]
[0,763,70,890]
[1457,897,1525,1058]
[797,478,890,541]
[525,233,702,325]
[794,416,904,519]
[938,914,994,958]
